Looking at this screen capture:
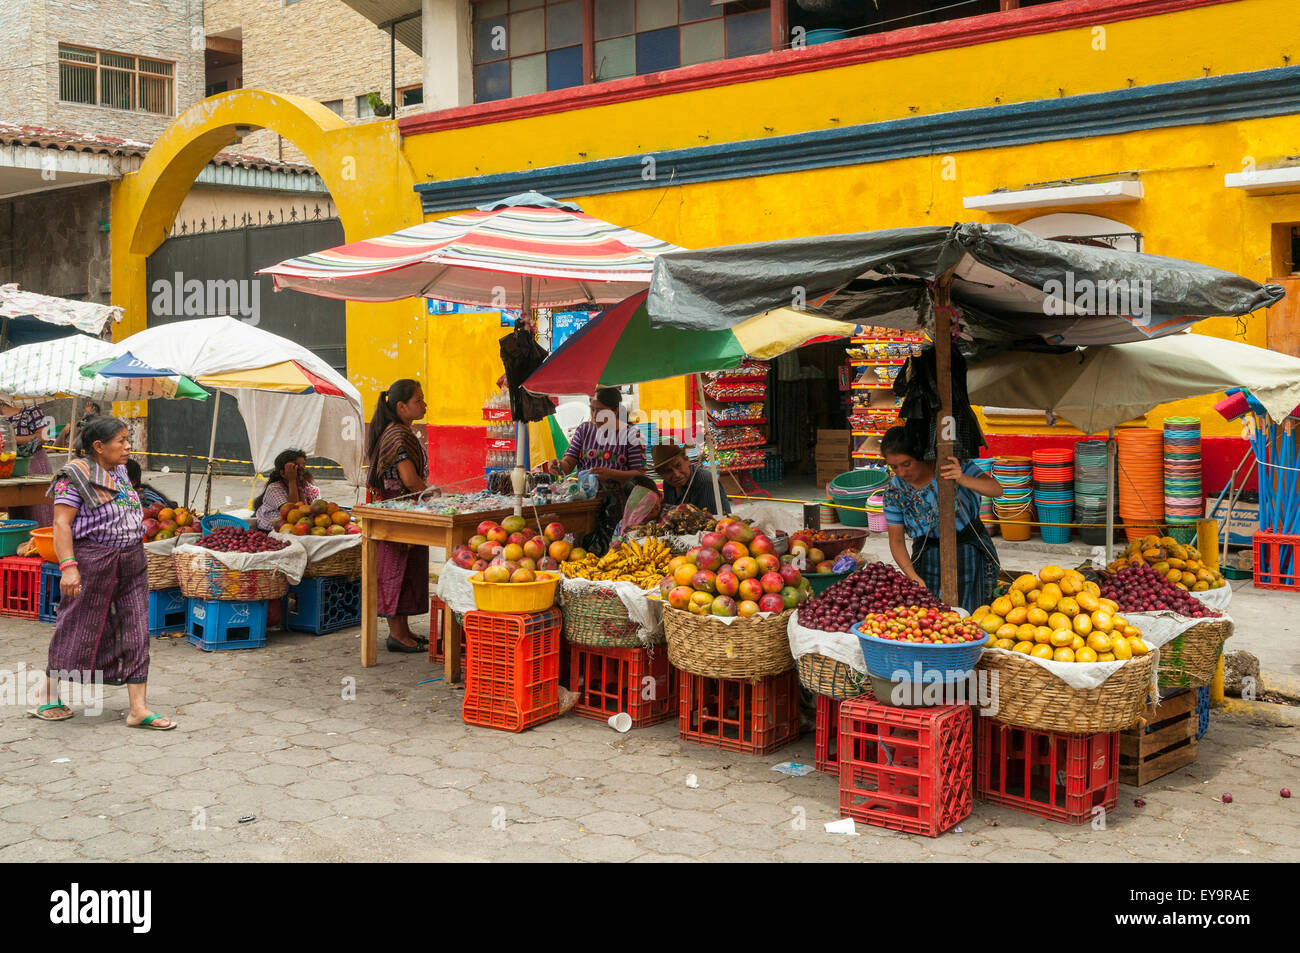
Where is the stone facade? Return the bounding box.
[0,0,205,142]
[0,181,112,304]
[205,0,422,164]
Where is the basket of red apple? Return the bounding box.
[141,504,200,590]
[175,528,294,601]
[659,527,810,679]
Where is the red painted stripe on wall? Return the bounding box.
[401,0,1235,136]
[426,425,491,491]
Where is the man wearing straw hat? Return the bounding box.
[650,442,732,515]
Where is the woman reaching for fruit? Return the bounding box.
[880,426,1003,613]
[30,415,175,729]
[366,379,430,653]
[251,449,319,532]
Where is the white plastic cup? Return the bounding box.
[607,712,633,733]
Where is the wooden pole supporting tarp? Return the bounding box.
[933,276,959,607]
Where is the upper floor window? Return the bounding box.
[322,99,344,117]
[58,44,175,115]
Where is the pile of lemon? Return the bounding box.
[1106,535,1225,590]
[973,564,1151,663]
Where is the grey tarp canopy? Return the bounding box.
[645,222,1286,603]
[645,222,1283,346]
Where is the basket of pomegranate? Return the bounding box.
[174,527,297,601]
[659,519,809,679]
[141,504,200,590]
[974,564,1157,733]
[1100,563,1231,689]
[790,562,943,700]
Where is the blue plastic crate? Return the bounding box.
[284,576,361,635]
[38,562,61,623]
[186,598,268,651]
[1196,685,1210,740]
[149,587,188,636]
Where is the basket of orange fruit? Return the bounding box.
[973,564,1156,734]
[272,500,362,577]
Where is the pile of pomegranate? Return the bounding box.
[1101,565,1220,618]
[797,562,941,633]
[198,528,290,554]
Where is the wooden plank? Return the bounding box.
[361,532,378,668]
[0,477,53,509]
[933,278,958,606]
[1120,736,1198,786]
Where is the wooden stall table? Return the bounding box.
[352,497,602,681]
[0,477,52,512]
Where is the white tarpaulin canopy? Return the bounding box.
[81,317,365,485]
[966,333,1300,432]
[0,283,123,335]
[0,333,205,406]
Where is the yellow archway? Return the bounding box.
[109,88,425,413]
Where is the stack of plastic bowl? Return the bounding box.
[973,459,997,529]
[1032,448,1074,544]
[1163,416,1203,544]
[1117,428,1165,541]
[865,493,887,533]
[1073,439,1112,546]
[992,456,1033,542]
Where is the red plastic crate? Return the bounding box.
[976,718,1118,825]
[569,643,677,728]
[427,597,467,664]
[461,608,561,732]
[1253,532,1300,591]
[838,696,972,837]
[0,556,42,619]
[815,690,877,775]
[678,670,800,755]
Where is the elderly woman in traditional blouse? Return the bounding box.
[29,416,174,729]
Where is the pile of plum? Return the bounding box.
[1101,565,1220,618]
[797,562,941,633]
[198,528,290,554]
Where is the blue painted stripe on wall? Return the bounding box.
[414,65,1300,213]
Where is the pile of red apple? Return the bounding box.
[856,606,985,643]
[456,515,572,583]
[142,504,196,542]
[273,500,360,537]
[788,528,857,574]
[198,527,290,554]
[658,517,812,618]
[798,563,942,633]
[1101,565,1220,618]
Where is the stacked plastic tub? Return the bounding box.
[1073,440,1111,546]
[1032,449,1074,544]
[828,469,890,527]
[992,457,1033,542]
[973,459,997,531]
[866,493,886,532]
[1117,428,1164,541]
[1163,417,1203,544]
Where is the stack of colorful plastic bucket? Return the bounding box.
[992,456,1033,541]
[1117,428,1164,541]
[866,493,887,532]
[1073,439,1111,546]
[973,459,996,530]
[1032,448,1074,544]
[1163,416,1202,544]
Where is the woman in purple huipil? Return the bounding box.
[30,416,174,728]
[1,400,54,526]
[366,379,430,654]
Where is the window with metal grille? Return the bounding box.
[58,44,174,114]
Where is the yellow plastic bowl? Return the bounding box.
[29,526,57,562]
[469,571,560,613]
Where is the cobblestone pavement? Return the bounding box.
[2,614,1298,863]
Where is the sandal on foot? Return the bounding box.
[128,713,176,731]
[27,701,73,721]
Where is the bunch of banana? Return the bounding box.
[560,537,674,589]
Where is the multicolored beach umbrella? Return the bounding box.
[0,333,205,406]
[522,291,858,395]
[258,192,682,309]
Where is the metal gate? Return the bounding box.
[144,216,345,475]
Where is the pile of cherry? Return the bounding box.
[797,562,941,633]
[1101,564,1221,618]
[198,528,291,554]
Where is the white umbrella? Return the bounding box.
[0,334,205,407]
[81,317,365,510]
[0,283,123,339]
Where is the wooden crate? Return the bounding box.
[1119,690,1198,786]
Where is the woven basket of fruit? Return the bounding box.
[302,545,362,578]
[795,652,867,700]
[664,605,795,679]
[977,650,1156,733]
[173,529,294,601]
[1157,618,1233,688]
[562,581,657,647]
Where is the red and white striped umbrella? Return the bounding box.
[258,192,681,309]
